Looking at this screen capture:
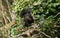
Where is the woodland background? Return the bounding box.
[0,0,60,38]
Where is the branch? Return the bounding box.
[41,32,51,38]
[0,20,16,30]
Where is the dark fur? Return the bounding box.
[20,7,34,27]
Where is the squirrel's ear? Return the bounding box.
[20,6,31,18]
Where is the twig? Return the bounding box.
[54,12,60,18]
[0,20,16,30]
[41,32,51,38]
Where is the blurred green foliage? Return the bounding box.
[11,0,60,37]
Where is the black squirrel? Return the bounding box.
[20,6,34,27]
